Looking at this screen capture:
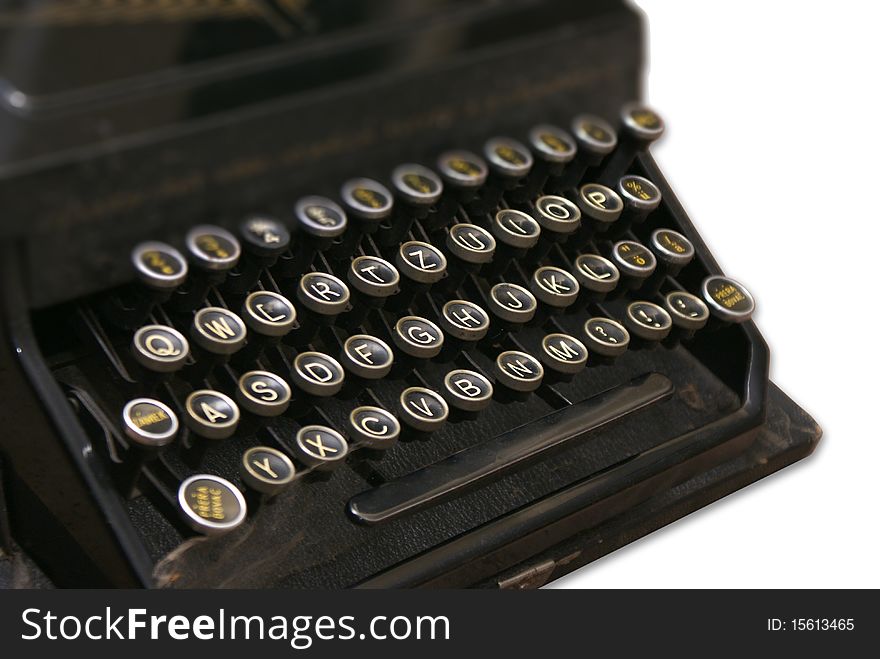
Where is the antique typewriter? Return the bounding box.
[0,0,820,588]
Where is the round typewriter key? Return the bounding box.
[492,209,542,249]
[132,324,190,373]
[530,266,580,309]
[583,317,630,358]
[398,387,449,433]
[488,282,538,324]
[571,114,618,159]
[443,369,494,413]
[701,276,755,323]
[625,301,673,341]
[437,150,489,190]
[341,334,394,380]
[440,300,490,341]
[240,446,295,496]
[619,175,661,215]
[533,195,581,235]
[526,125,577,197]
[665,291,710,331]
[620,103,665,143]
[392,316,445,359]
[334,179,394,260]
[238,215,290,259]
[650,229,695,269]
[529,125,578,165]
[484,137,534,180]
[600,104,665,181]
[608,174,662,239]
[279,196,348,274]
[178,474,247,535]
[294,196,348,239]
[395,241,447,285]
[550,115,618,192]
[493,350,544,393]
[487,209,542,277]
[381,164,444,242]
[242,291,296,338]
[540,333,589,376]
[291,351,345,397]
[526,194,582,263]
[577,183,624,229]
[132,241,188,290]
[236,370,291,417]
[185,225,241,272]
[446,223,496,265]
[470,136,534,213]
[227,215,291,293]
[191,307,247,355]
[573,254,620,295]
[340,178,394,223]
[347,406,401,450]
[344,256,400,328]
[122,398,178,447]
[348,255,400,298]
[611,240,657,284]
[295,425,349,470]
[112,242,191,328]
[391,163,444,206]
[297,272,350,317]
[236,291,296,366]
[184,390,240,440]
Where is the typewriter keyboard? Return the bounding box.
[34,105,758,579]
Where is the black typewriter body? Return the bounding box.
[0,0,820,588]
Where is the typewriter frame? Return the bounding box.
[0,1,820,588]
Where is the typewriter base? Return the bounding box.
[1,382,819,589]
[481,382,821,589]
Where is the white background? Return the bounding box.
[554,0,879,588]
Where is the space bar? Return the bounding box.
[348,372,674,524]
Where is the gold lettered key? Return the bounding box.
[334,178,395,258]
[610,240,657,293]
[473,136,534,213]
[521,124,578,200]
[599,104,666,184]
[171,225,242,311]
[620,103,666,144]
[549,114,618,193]
[107,241,189,329]
[610,174,663,239]
[122,398,179,448]
[118,397,179,495]
[132,241,189,292]
[178,474,247,536]
[436,150,489,208]
[701,275,756,324]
